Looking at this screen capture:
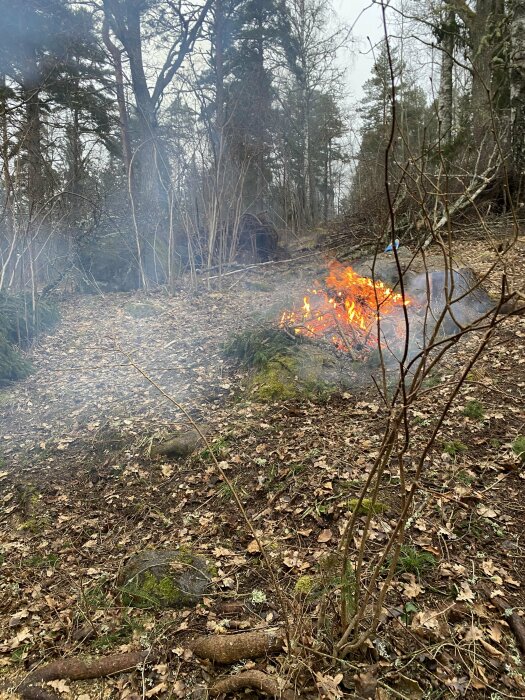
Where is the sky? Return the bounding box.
[335,0,386,100]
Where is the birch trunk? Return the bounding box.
[510,0,525,197]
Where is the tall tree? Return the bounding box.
[510,0,525,196]
[282,0,349,227]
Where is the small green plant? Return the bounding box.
[90,619,135,650]
[23,553,59,568]
[456,469,475,485]
[396,545,437,578]
[443,440,468,457]
[84,578,111,609]
[401,601,418,625]
[10,643,32,663]
[217,477,243,500]
[463,400,484,420]
[290,462,307,475]
[512,436,525,463]
[200,435,229,459]
[422,373,441,389]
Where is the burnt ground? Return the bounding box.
[0,235,524,699]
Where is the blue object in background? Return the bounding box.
[384,239,400,253]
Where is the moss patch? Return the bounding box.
[346,497,388,515]
[119,549,211,609]
[249,349,338,402]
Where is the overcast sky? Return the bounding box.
[335,0,385,100]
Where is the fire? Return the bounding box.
[279,262,411,355]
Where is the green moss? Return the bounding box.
[346,497,388,515]
[120,550,212,609]
[122,571,186,609]
[294,575,320,596]
[18,516,50,533]
[250,353,335,402]
[251,356,301,401]
[512,436,525,463]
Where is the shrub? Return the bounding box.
[223,324,300,369]
[0,292,59,385]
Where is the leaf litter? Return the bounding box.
[0,238,524,698]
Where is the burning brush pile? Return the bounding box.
[227,256,498,401]
[279,262,412,360]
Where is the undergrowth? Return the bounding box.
[0,292,60,385]
[223,324,301,369]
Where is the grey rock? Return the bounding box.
[151,428,206,458]
[119,549,211,609]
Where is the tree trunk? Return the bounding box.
[438,8,455,145]
[471,0,505,139]
[102,16,132,179]
[510,0,525,198]
[23,83,44,217]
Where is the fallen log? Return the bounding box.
[17,651,148,700]
[209,670,296,698]
[190,628,285,664]
[488,592,525,654]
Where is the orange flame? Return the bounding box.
[279,262,411,354]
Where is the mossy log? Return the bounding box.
[17,651,148,700]
[209,670,296,698]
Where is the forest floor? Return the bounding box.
[1,231,525,700]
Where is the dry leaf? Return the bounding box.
[464,625,483,642]
[354,669,377,698]
[479,639,504,657]
[315,671,343,699]
[477,504,498,519]
[317,528,333,543]
[481,559,496,576]
[394,674,424,700]
[48,680,70,694]
[488,623,503,643]
[403,575,423,599]
[146,682,168,697]
[470,664,489,689]
[160,464,174,478]
[246,539,260,553]
[456,582,475,602]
